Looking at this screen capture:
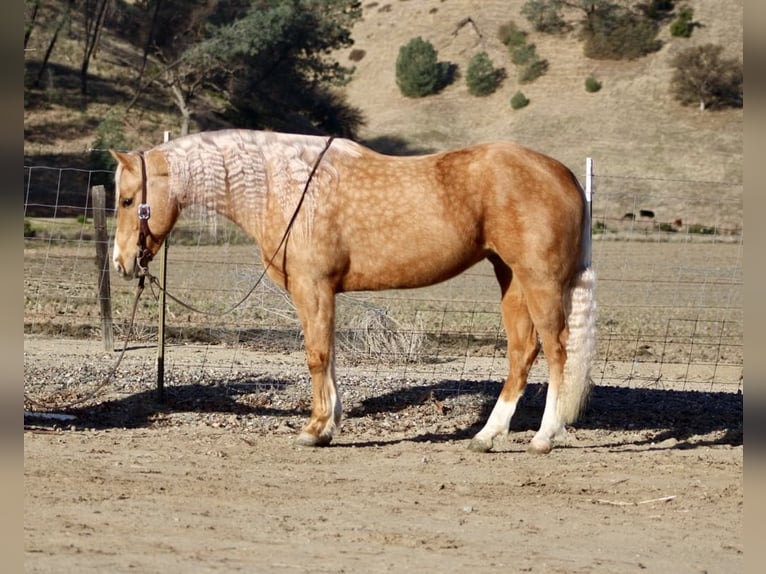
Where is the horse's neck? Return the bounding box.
[165,136,269,236]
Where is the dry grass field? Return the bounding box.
[23,229,743,573]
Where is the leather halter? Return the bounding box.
[136,151,154,272]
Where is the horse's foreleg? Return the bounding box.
[290,280,341,447]
[469,269,540,453]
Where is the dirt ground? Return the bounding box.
[24,337,742,573]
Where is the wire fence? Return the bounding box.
[23,160,743,398]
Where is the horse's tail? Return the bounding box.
[557,181,597,424]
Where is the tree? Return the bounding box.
[218,0,364,134]
[521,0,663,60]
[122,0,364,136]
[670,44,743,111]
[24,0,41,50]
[395,37,450,98]
[580,1,662,60]
[465,52,502,96]
[80,0,110,97]
[521,0,568,33]
[32,0,75,88]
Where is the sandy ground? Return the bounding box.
[24,337,742,573]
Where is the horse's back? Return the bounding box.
[312,141,584,291]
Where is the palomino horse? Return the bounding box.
[111,129,596,454]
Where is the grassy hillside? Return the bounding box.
[336,0,742,231]
[23,0,743,230]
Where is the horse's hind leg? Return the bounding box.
[469,259,540,453]
[520,277,570,454]
[290,279,342,447]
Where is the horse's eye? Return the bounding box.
[121,197,133,208]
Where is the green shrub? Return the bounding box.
[466,52,502,96]
[395,37,450,98]
[582,5,662,60]
[669,6,694,38]
[521,0,569,34]
[24,219,35,238]
[511,43,538,66]
[498,21,527,48]
[593,220,608,234]
[510,91,530,110]
[90,109,129,172]
[519,58,548,84]
[585,75,602,92]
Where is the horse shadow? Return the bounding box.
[25,376,743,450]
[343,381,743,449]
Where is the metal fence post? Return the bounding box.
[156,131,171,401]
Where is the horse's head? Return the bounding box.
[110,149,179,279]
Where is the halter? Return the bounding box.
[136,151,154,274]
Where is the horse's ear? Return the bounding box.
[109,150,137,173]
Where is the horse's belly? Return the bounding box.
[340,238,485,292]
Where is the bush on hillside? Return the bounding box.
[465,52,503,96]
[510,91,530,109]
[585,75,602,92]
[497,20,527,48]
[669,5,695,38]
[90,110,130,172]
[511,43,549,84]
[521,0,569,34]
[395,37,451,98]
[581,4,662,60]
[519,58,548,84]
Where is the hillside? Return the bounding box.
[23,0,743,230]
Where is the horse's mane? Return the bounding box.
[155,129,364,235]
[156,130,361,229]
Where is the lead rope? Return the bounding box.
[24,136,335,414]
[24,278,147,413]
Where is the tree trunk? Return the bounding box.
[80,0,110,98]
[24,0,40,50]
[170,83,191,136]
[135,0,163,91]
[34,1,73,88]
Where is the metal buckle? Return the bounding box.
[138,203,151,220]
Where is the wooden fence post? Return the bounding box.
[92,185,114,352]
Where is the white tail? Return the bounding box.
[558,266,597,423]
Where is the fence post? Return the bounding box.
[155,131,171,401]
[92,185,114,352]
